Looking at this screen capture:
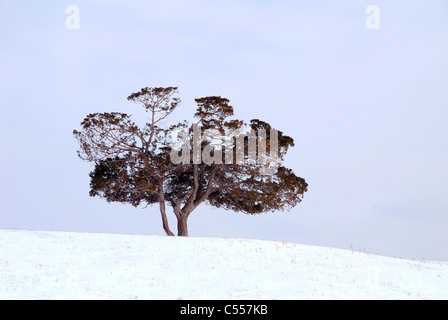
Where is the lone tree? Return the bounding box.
[73,87,308,236]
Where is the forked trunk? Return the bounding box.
[177,214,189,237]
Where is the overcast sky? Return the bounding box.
[1,0,447,261]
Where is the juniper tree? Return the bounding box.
[73,87,308,236]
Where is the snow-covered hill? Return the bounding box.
[0,229,447,299]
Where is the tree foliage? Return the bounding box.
[73,87,308,236]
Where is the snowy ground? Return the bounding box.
[0,229,447,299]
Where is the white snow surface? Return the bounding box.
[0,229,447,299]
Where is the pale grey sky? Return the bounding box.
[1,0,447,261]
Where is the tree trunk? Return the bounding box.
[159,200,174,236]
[177,214,189,237]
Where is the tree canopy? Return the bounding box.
[73,87,308,236]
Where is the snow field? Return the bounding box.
[0,230,447,299]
